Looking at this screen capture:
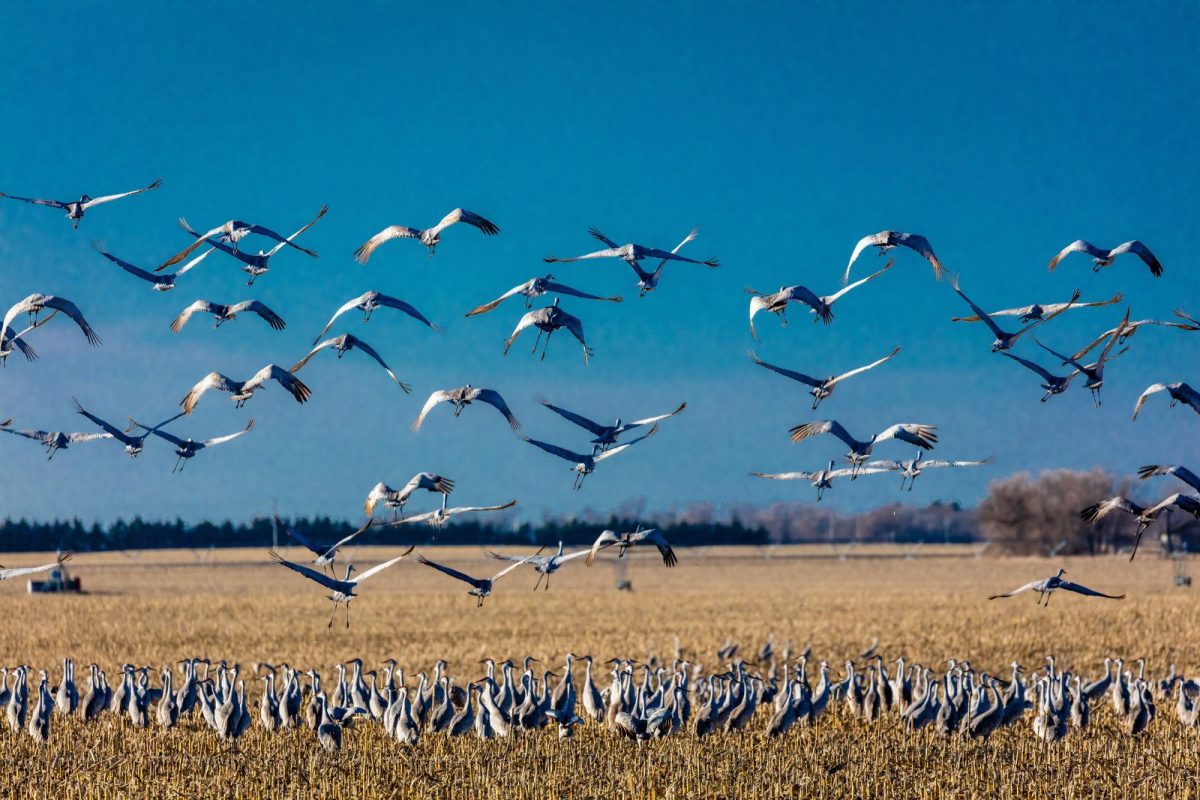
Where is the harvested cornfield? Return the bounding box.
[1,546,1198,799]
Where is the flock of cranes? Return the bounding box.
[4,645,1198,749]
[0,178,1197,627]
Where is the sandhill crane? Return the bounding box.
[374,500,518,529]
[585,526,677,567]
[864,451,993,491]
[952,291,1122,324]
[999,352,1078,402]
[291,334,410,392]
[789,420,937,472]
[175,205,328,284]
[844,231,943,283]
[93,241,215,291]
[313,291,439,343]
[412,385,520,432]
[1033,310,1130,406]
[124,418,255,473]
[520,425,658,489]
[415,550,540,607]
[545,226,719,297]
[0,551,72,582]
[277,517,370,576]
[0,178,160,228]
[73,398,184,457]
[180,365,310,414]
[156,211,322,271]
[170,300,286,333]
[988,569,1124,604]
[0,311,56,366]
[1137,464,1200,495]
[1071,315,1199,360]
[1081,495,1200,560]
[364,473,455,518]
[1,294,102,348]
[1048,239,1162,276]
[354,209,498,262]
[747,259,892,333]
[749,347,899,410]
[0,420,113,459]
[269,547,414,627]
[486,542,591,590]
[535,396,685,450]
[466,274,622,317]
[751,461,894,500]
[949,275,1079,352]
[503,299,592,364]
[1133,382,1200,420]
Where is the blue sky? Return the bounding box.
[1,2,1197,524]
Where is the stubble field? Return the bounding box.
[0,545,1197,799]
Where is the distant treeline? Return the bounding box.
[4,468,1196,555]
[0,515,775,553]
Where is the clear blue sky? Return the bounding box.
[1,2,1197,524]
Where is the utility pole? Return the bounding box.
[271,498,278,550]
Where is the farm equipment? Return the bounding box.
[27,556,81,594]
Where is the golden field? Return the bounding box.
[1,544,1198,799]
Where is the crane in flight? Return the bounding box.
[0,178,160,229]
[269,546,414,627]
[415,550,542,607]
[988,569,1125,605]
[535,396,685,450]
[354,208,499,262]
[749,348,899,410]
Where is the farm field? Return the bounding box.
[1,545,1197,799]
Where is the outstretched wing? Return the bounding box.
[474,388,521,430]
[621,402,687,431]
[351,546,415,584]
[1112,240,1162,277]
[92,241,162,284]
[376,294,440,331]
[281,518,325,557]
[542,280,623,304]
[875,423,938,450]
[1132,383,1168,421]
[535,396,606,435]
[824,258,893,305]
[490,549,544,582]
[588,226,619,248]
[354,225,421,264]
[465,281,530,317]
[1137,464,1200,494]
[638,529,677,567]
[751,471,821,481]
[315,294,368,343]
[269,549,345,592]
[789,419,857,448]
[0,192,66,208]
[181,372,238,414]
[200,418,256,448]
[1058,580,1124,599]
[170,300,219,334]
[265,204,329,257]
[81,178,162,208]
[345,335,410,392]
[1047,240,1101,271]
[988,579,1040,599]
[72,398,131,442]
[585,530,622,566]
[594,424,658,462]
[748,351,821,388]
[828,346,901,387]
[428,208,500,238]
[411,390,452,432]
[0,551,72,581]
[290,338,338,373]
[231,300,286,331]
[949,274,1004,340]
[415,554,483,588]
[519,435,587,464]
[252,365,311,405]
[44,296,101,346]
